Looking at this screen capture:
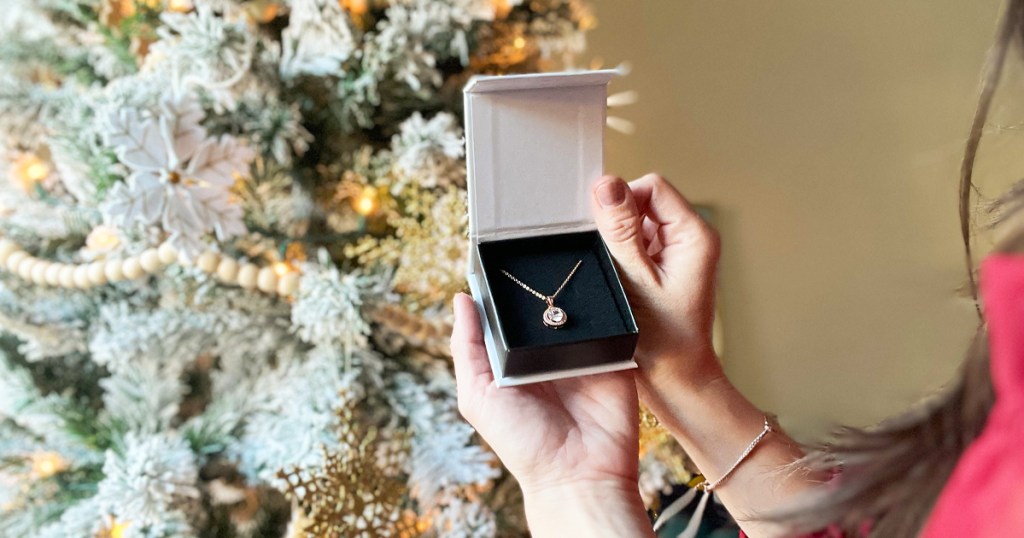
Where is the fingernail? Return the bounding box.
[597,179,626,207]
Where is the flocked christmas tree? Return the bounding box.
[0,1,688,536]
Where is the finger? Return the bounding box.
[591,176,656,277]
[628,174,718,261]
[450,293,494,419]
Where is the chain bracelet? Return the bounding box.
[698,416,773,492]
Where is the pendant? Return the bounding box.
[542,298,568,329]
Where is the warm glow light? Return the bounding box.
[273,262,290,277]
[167,0,193,12]
[25,163,48,181]
[352,186,380,217]
[10,154,50,193]
[109,520,130,538]
[513,36,527,50]
[247,1,280,23]
[357,196,375,214]
[492,0,512,18]
[115,0,137,17]
[340,0,368,15]
[31,452,67,479]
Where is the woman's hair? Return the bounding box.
[779,0,1024,535]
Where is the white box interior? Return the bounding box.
[464,70,638,387]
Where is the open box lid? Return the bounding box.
[464,70,617,248]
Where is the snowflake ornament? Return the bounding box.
[100,95,254,253]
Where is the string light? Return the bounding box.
[492,0,512,18]
[273,261,290,277]
[10,153,50,193]
[31,452,68,479]
[513,36,527,50]
[244,0,281,23]
[109,520,130,538]
[167,0,193,12]
[352,185,380,217]
[113,0,137,18]
[340,0,368,15]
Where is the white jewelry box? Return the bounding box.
[464,70,639,387]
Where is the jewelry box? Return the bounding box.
[464,71,640,387]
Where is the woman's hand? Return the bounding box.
[590,174,723,390]
[450,293,654,537]
[592,174,817,537]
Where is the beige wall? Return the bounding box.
[587,1,1005,438]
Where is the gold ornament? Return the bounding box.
[344,186,466,308]
[277,398,417,538]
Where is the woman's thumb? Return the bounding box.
[592,176,650,274]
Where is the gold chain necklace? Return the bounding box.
[500,259,582,329]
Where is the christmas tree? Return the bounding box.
[0,1,685,536]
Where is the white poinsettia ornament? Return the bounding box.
[100,95,254,253]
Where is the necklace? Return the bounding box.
[500,259,582,329]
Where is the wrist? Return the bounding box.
[520,476,640,502]
[638,345,725,395]
[522,479,653,538]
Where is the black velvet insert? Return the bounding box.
[479,231,634,350]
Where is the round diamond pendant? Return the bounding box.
[543,305,568,329]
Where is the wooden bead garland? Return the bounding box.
[196,251,219,273]
[45,264,62,286]
[139,249,162,273]
[0,237,302,297]
[87,261,107,286]
[105,260,125,282]
[237,264,259,290]
[216,257,239,283]
[277,272,300,296]
[157,243,178,264]
[121,258,143,280]
[58,266,75,288]
[256,267,277,293]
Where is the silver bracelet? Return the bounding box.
[698,416,773,492]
